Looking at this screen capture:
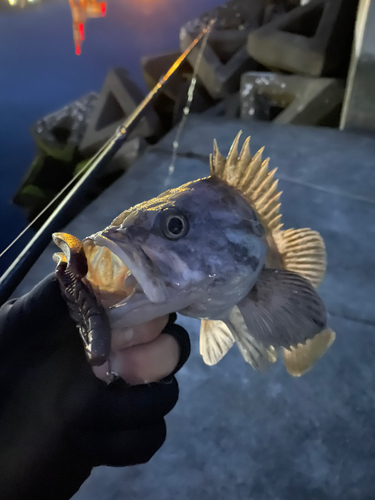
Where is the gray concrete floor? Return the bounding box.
[15,117,375,499]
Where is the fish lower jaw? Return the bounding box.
[108,286,199,329]
[108,293,154,328]
[85,234,168,304]
[106,291,172,329]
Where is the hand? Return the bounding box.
[0,274,190,500]
[93,314,183,385]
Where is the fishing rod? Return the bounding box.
[0,23,213,306]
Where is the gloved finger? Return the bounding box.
[66,324,189,429]
[62,376,179,430]
[67,418,167,467]
[160,322,191,377]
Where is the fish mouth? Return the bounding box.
[82,229,168,312]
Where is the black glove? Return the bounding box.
[0,274,190,500]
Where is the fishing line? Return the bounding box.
[0,161,91,259]
[166,18,216,185]
[0,23,214,261]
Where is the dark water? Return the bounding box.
[0,0,222,276]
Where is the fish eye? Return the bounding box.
[158,208,189,240]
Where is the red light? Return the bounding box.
[100,2,106,16]
[75,44,81,56]
[78,22,85,40]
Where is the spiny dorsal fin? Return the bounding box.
[223,131,241,183]
[210,134,283,234]
[210,135,326,288]
[210,139,226,178]
[273,228,327,288]
[200,319,234,365]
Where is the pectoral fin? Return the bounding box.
[226,306,277,371]
[283,328,336,377]
[237,269,327,349]
[200,319,235,366]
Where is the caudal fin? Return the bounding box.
[283,328,336,377]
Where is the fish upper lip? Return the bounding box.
[87,230,168,304]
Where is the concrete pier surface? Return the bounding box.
[14,117,375,500]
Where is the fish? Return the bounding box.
[53,132,335,376]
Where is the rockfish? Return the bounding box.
[53,132,335,376]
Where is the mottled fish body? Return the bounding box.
[54,133,335,376]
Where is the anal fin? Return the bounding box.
[283,328,336,377]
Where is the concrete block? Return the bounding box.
[340,0,375,134]
[172,80,216,125]
[75,137,147,177]
[180,0,263,99]
[203,92,241,119]
[12,152,77,227]
[262,0,300,24]
[141,51,193,132]
[141,51,192,102]
[14,137,148,227]
[247,0,359,77]
[150,93,176,135]
[79,68,161,158]
[184,0,262,36]
[30,93,98,162]
[73,138,149,206]
[108,136,148,175]
[240,71,345,126]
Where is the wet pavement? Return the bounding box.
[14,116,375,500]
